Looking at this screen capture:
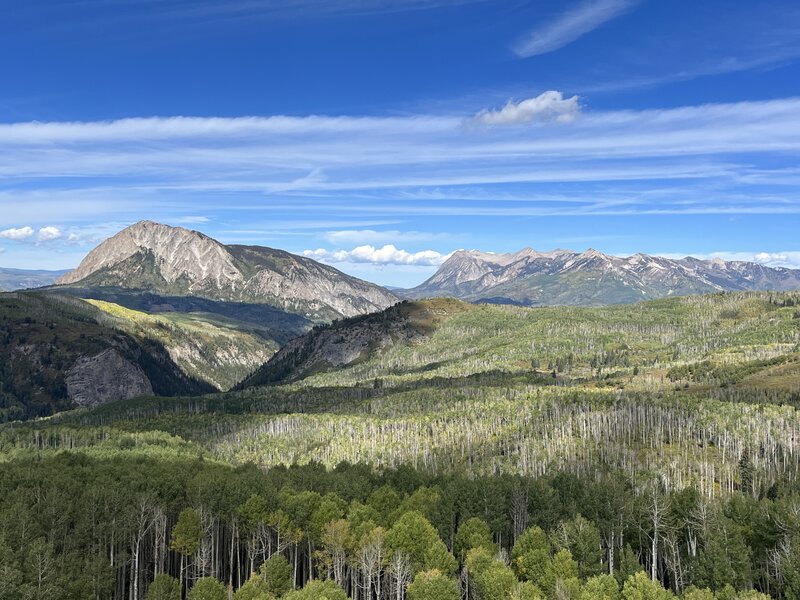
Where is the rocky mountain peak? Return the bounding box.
[405,245,800,306]
[58,220,242,290]
[56,221,398,320]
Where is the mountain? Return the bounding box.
[404,248,800,306]
[57,220,398,321]
[238,290,800,392]
[84,298,282,391]
[0,267,70,291]
[0,292,213,421]
[237,298,472,387]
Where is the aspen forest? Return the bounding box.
[2,291,800,599]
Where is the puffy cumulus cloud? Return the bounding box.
[699,251,800,269]
[474,91,580,126]
[753,252,800,267]
[0,226,35,240]
[746,252,800,269]
[304,244,450,266]
[37,226,62,241]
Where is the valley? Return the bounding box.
[2,222,800,600]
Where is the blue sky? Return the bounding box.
[2,0,800,287]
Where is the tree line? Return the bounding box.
[3,454,800,599]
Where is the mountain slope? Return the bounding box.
[236,298,473,387]
[239,290,800,391]
[57,221,398,321]
[0,292,213,421]
[85,299,278,390]
[404,248,800,306]
[0,267,69,291]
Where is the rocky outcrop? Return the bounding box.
[238,298,472,387]
[65,349,154,407]
[58,220,242,290]
[57,221,398,320]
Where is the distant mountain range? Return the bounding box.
[0,267,69,291]
[57,220,398,321]
[403,248,800,306]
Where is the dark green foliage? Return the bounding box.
[407,569,460,600]
[171,508,201,557]
[145,574,181,600]
[2,291,800,600]
[259,554,293,597]
[284,579,348,600]
[0,292,212,421]
[386,511,457,575]
[0,454,794,599]
[234,574,274,600]
[454,517,495,561]
[188,577,226,600]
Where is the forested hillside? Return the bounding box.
[85,299,279,390]
[0,292,213,420]
[2,291,800,599]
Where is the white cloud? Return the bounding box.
[514,0,636,58]
[304,244,451,266]
[0,226,35,240]
[474,90,580,126]
[0,97,800,220]
[37,226,62,241]
[176,216,211,224]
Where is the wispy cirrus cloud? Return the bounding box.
[513,0,637,58]
[175,215,211,224]
[304,245,451,266]
[323,229,452,245]
[1,96,800,226]
[12,0,490,32]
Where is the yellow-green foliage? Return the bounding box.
[301,293,800,393]
[86,299,276,390]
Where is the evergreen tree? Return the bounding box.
[621,572,674,600]
[146,574,181,600]
[284,579,348,600]
[171,508,202,594]
[234,574,275,600]
[188,577,226,600]
[260,554,293,597]
[512,526,552,586]
[407,569,460,600]
[455,517,496,562]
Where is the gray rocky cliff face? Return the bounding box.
[65,349,154,406]
[57,221,397,320]
[58,220,243,290]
